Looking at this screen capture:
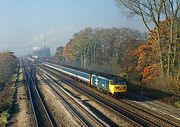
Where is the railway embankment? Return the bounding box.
[127,81,180,108]
[0,67,19,126]
[8,67,36,127]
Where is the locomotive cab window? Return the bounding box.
[111,80,126,85]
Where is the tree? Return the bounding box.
[136,19,179,89]
[116,0,180,77]
[161,0,180,76]
[0,51,18,88]
[55,46,65,64]
[136,31,160,84]
[62,27,146,79]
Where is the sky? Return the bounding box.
[0,0,146,56]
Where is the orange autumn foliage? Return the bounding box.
[142,64,160,83]
[137,19,171,84]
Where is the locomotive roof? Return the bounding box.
[92,72,123,80]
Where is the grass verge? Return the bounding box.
[0,72,18,126]
[128,81,180,108]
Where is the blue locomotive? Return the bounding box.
[42,62,127,95]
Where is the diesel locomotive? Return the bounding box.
[42,62,127,95]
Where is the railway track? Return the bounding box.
[22,62,38,127]
[37,67,112,127]
[120,99,180,127]
[39,65,143,126]
[40,64,180,127]
[22,60,55,127]
[125,92,180,125]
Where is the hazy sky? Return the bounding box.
[0,0,146,56]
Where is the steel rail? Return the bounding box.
[41,64,179,127]
[38,68,109,127]
[22,60,54,127]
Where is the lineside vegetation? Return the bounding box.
[52,0,179,106]
[0,51,18,126]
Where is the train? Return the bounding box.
[42,62,127,96]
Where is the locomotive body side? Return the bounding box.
[91,74,109,91]
[91,74,127,95]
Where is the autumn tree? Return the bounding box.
[137,32,160,85]
[116,0,180,78]
[62,27,146,77]
[162,0,179,76]
[137,19,179,90]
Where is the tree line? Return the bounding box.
[54,0,179,91]
[55,27,146,80]
[0,51,18,89]
[116,0,179,90]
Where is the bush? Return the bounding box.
[0,111,10,127]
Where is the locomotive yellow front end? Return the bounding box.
[109,80,127,95]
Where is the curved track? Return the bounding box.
[37,67,113,127]
[40,64,180,127]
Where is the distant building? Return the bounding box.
[33,47,51,57]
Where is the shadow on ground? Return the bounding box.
[124,82,179,106]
